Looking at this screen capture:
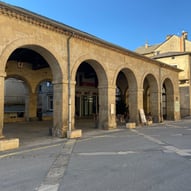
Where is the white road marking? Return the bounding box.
[171,133,182,136]
[130,129,191,157]
[165,124,186,128]
[37,183,59,191]
[130,129,165,145]
[77,151,137,156]
[163,146,191,156]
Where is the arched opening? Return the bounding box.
[143,78,150,115]
[4,77,29,122]
[3,46,60,141]
[5,48,52,121]
[162,78,174,120]
[143,74,159,122]
[36,80,53,121]
[116,71,129,123]
[75,61,98,129]
[116,69,137,123]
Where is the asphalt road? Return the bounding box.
[0,119,191,191]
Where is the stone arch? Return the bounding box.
[1,38,63,82]
[6,74,32,93]
[141,72,159,91]
[114,67,138,123]
[162,77,174,120]
[142,73,159,122]
[1,38,66,137]
[4,75,31,122]
[35,78,53,93]
[71,55,108,86]
[35,80,53,121]
[113,66,137,89]
[72,56,109,129]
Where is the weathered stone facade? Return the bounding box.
[136,32,191,117]
[0,2,180,138]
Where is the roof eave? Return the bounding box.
[0,1,181,73]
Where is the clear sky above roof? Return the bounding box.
[1,0,191,51]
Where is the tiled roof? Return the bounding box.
[135,44,160,54]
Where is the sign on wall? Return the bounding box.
[139,109,147,124]
[175,101,180,112]
[111,104,115,114]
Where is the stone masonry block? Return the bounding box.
[126,123,136,129]
[0,138,19,151]
[67,129,82,139]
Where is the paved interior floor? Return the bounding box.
[2,119,117,148]
[3,121,57,148]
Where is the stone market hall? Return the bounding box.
[0,2,180,139]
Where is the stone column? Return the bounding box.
[52,81,68,137]
[98,85,117,129]
[128,88,143,124]
[70,80,76,130]
[0,72,6,138]
[25,94,29,121]
[28,93,38,121]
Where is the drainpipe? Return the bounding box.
[67,33,74,136]
[160,66,163,122]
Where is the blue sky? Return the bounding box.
[1,0,191,50]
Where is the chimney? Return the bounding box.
[180,31,188,52]
[145,41,149,48]
[182,31,188,40]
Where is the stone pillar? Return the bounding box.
[128,88,143,124]
[52,81,68,137]
[70,81,76,130]
[131,88,161,124]
[25,94,29,121]
[173,96,180,120]
[28,93,38,121]
[0,72,6,138]
[98,85,116,129]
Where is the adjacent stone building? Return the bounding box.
[136,31,191,117]
[0,2,180,139]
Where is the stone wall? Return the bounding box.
[0,3,181,137]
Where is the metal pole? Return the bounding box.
[160,66,163,122]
